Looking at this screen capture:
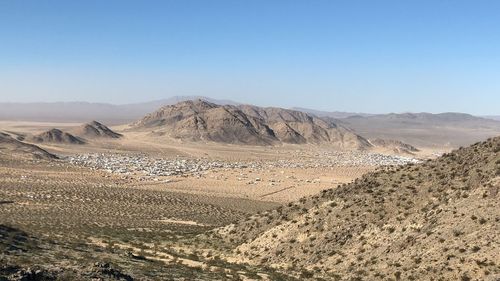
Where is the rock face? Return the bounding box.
[133,100,371,149]
[30,129,85,145]
[214,136,500,280]
[0,133,58,160]
[74,121,122,139]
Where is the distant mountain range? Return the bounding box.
[293,107,500,147]
[261,108,500,147]
[482,115,500,121]
[0,96,238,125]
[295,107,500,123]
[337,112,500,147]
[291,107,374,119]
[2,96,499,148]
[1,96,497,125]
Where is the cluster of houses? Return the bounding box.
[67,151,419,182]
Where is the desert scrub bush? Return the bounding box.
[300,269,314,278]
[386,226,396,233]
[460,273,472,281]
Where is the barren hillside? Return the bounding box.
[369,138,419,155]
[30,128,85,145]
[133,100,372,149]
[73,121,122,139]
[238,105,371,149]
[0,133,57,160]
[213,136,500,280]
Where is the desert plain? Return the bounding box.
[0,102,498,281]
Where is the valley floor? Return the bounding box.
[0,156,294,280]
[0,121,455,280]
[0,142,396,280]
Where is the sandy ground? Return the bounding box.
[1,120,466,280]
[134,166,373,203]
[0,120,443,204]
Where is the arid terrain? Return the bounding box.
[1,101,499,280]
[4,0,500,279]
[213,136,500,280]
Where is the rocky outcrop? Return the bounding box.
[133,99,371,149]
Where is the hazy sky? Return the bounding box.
[1,0,499,114]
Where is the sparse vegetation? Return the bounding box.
[1,117,499,280]
[216,136,500,280]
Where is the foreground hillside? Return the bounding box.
[0,154,292,280]
[132,99,371,149]
[214,137,500,280]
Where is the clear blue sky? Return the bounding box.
[1,0,499,114]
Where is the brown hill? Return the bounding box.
[30,129,85,145]
[0,131,26,141]
[74,121,122,139]
[134,100,277,145]
[213,136,500,280]
[238,105,371,149]
[0,133,58,160]
[133,100,371,149]
[370,138,419,155]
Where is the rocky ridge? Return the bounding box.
[133,100,372,149]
